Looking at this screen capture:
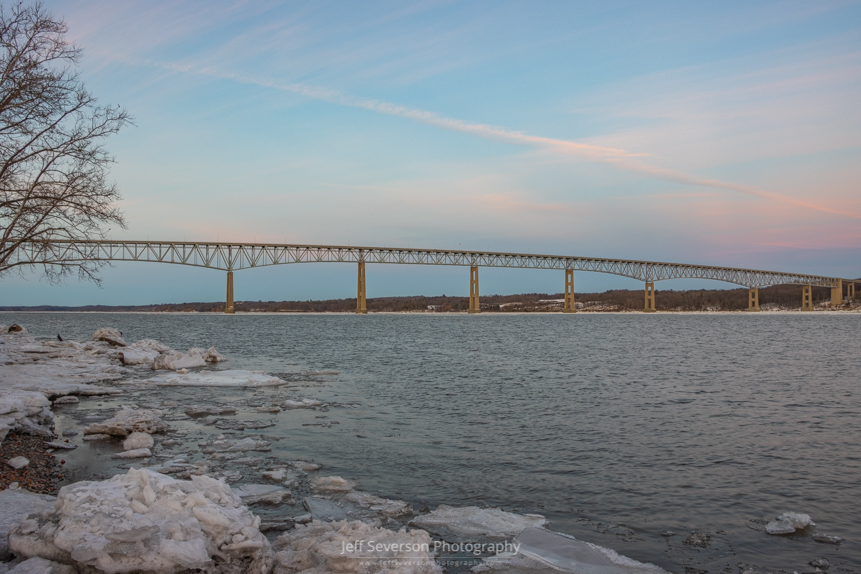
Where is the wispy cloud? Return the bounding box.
[151,61,861,220]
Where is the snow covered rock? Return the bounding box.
[92,327,127,347]
[473,527,669,574]
[311,476,355,494]
[273,520,440,574]
[7,324,27,334]
[83,406,167,437]
[146,370,286,387]
[766,512,815,535]
[8,468,274,574]
[123,432,154,451]
[411,506,546,542]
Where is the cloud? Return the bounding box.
[148,61,861,220]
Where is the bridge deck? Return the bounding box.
[12,240,848,289]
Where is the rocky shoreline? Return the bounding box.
[0,323,835,574]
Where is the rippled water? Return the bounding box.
[4,312,860,572]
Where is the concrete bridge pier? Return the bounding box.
[563,269,576,313]
[802,285,813,311]
[831,279,843,306]
[644,282,656,312]
[849,282,856,302]
[748,287,760,311]
[468,266,480,314]
[356,261,367,314]
[225,271,235,314]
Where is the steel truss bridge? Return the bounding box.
[11,240,857,313]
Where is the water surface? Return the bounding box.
[4,312,860,572]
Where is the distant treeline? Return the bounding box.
[2,283,856,313]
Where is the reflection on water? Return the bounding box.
[6,312,861,572]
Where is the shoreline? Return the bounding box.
[2,308,859,316]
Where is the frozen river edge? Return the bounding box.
[0,325,673,574]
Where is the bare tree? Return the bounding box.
[0,2,130,283]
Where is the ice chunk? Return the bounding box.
[777,512,814,529]
[474,527,669,574]
[144,370,286,387]
[233,484,293,505]
[303,497,348,521]
[203,346,226,363]
[344,491,412,518]
[7,556,76,574]
[311,476,355,494]
[122,432,154,451]
[92,327,126,347]
[0,489,56,561]
[172,348,208,370]
[83,406,167,436]
[273,520,440,574]
[411,505,546,541]
[186,404,237,417]
[8,468,273,573]
[112,448,152,459]
[813,534,844,544]
[199,435,271,453]
[766,512,815,535]
[0,390,54,441]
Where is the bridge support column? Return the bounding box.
[802,285,813,311]
[563,269,576,313]
[469,266,480,314]
[225,271,235,314]
[831,279,843,306]
[849,282,856,302]
[644,282,656,312]
[747,287,760,311]
[356,261,367,314]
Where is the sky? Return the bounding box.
[3,0,861,305]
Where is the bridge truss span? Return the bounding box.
[13,239,846,289]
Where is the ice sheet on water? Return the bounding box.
[141,370,286,387]
[474,527,670,574]
[410,505,546,542]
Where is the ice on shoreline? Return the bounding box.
[8,468,273,573]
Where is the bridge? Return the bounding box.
[11,240,857,314]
